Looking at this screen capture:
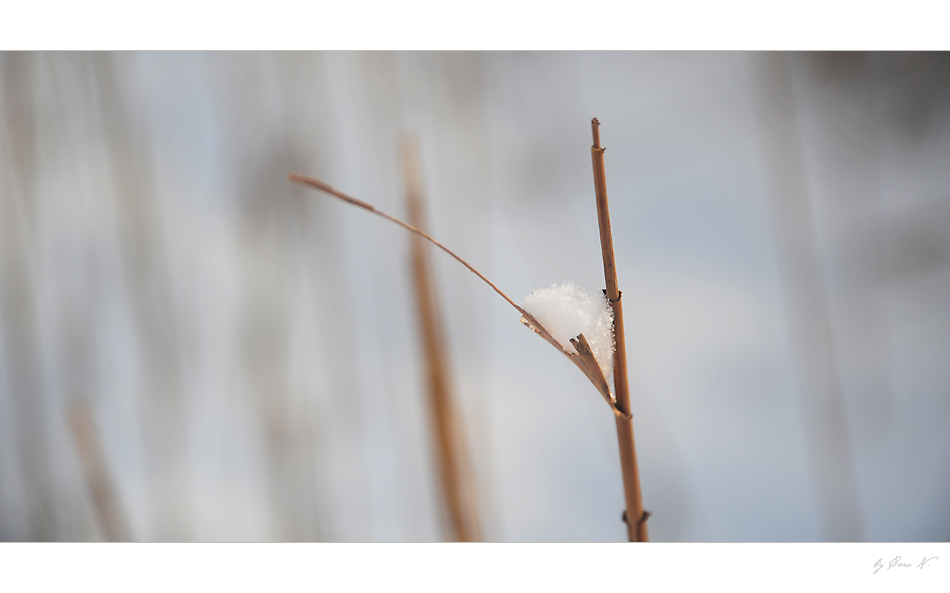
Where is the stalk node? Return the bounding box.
[622,510,652,526]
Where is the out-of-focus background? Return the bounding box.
[0,51,948,542]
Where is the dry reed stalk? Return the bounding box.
[93,53,192,540]
[1,51,57,541]
[286,173,625,417]
[751,54,864,541]
[288,152,637,538]
[401,140,481,542]
[591,118,648,542]
[68,402,130,541]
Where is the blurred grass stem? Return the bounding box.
[402,140,481,542]
[68,402,130,541]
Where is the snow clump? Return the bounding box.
[522,282,615,380]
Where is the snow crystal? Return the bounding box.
[522,282,615,381]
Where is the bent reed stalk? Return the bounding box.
[287,172,625,417]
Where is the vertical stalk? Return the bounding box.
[591,118,648,542]
[92,53,193,541]
[751,54,864,541]
[402,140,481,542]
[0,51,57,541]
[68,402,130,541]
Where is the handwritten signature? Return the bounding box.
[873,556,938,575]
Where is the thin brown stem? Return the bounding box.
[591,118,648,542]
[402,140,481,542]
[288,173,521,312]
[288,172,625,415]
[288,172,627,416]
[751,54,864,541]
[68,402,130,541]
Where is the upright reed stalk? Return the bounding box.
[402,140,481,542]
[289,125,644,539]
[591,118,648,542]
[68,402,130,541]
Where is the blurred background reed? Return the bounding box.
[0,51,948,542]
